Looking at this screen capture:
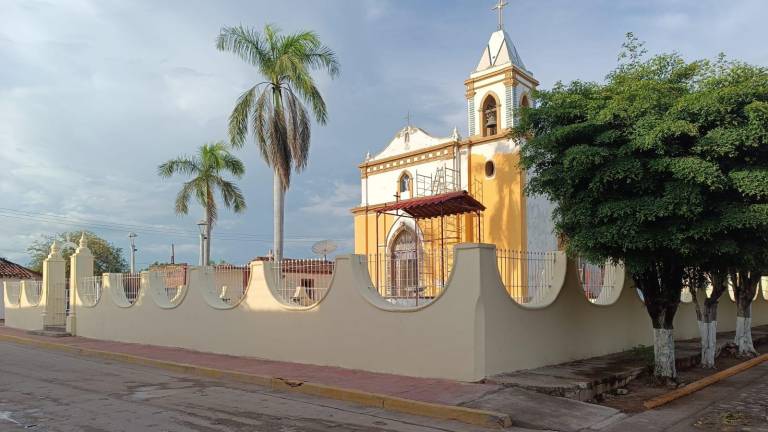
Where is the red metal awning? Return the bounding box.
[377,191,485,219]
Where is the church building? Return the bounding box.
[351,5,557,300]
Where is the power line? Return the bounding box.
[0,208,347,244]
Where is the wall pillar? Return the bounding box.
[42,240,66,329]
[67,234,93,334]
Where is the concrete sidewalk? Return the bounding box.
[0,325,621,431]
[489,326,768,402]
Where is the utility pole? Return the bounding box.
[128,232,138,273]
[170,243,175,264]
[197,220,208,267]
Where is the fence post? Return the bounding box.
[67,234,94,335]
[41,240,66,330]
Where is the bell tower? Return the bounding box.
[465,1,537,138]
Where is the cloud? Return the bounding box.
[363,0,391,21]
[1,0,767,265]
[654,12,690,30]
[299,181,359,218]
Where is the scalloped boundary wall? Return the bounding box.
[4,243,768,381]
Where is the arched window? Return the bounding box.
[482,95,498,137]
[399,172,411,194]
[389,228,418,298]
[520,94,531,109]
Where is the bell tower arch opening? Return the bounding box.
[481,94,499,137]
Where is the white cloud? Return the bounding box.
[654,12,690,30]
[299,181,358,218]
[1,0,767,265]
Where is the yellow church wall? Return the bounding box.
[354,210,462,297]
[468,150,526,252]
[468,149,528,299]
[353,148,528,255]
[353,211,397,291]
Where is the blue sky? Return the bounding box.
[1,0,767,267]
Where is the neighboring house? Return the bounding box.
[0,258,42,320]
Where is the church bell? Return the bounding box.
[485,109,497,127]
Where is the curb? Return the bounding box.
[644,353,768,410]
[0,333,512,429]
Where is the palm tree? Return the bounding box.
[216,24,339,260]
[158,142,246,264]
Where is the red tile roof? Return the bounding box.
[0,258,41,279]
[377,191,485,219]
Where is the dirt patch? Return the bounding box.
[596,345,767,413]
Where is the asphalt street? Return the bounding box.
[0,342,530,432]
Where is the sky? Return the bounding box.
[1,0,767,268]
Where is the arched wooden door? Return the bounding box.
[389,228,418,298]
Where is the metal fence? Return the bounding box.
[212,266,250,306]
[161,268,187,305]
[496,250,557,305]
[26,280,43,305]
[5,281,21,305]
[80,276,102,307]
[365,248,453,307]
[270,259,335,307]
[577,258,620,305]
[119,273,142,305]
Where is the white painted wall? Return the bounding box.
[362,158,457,206]
[3,280,46,331]
[525,170,558,253]
[22,244,767,382]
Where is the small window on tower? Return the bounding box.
[485,160,495,178]
[399,173,411,193]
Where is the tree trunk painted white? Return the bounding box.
[698,320,717,368]
[732,271,759,358]
[735,314,756,357]
[654,328,676,379]
[273,171,285,261]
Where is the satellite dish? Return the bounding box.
[312,240,338,261]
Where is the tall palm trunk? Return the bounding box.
[272,86,285,261]
[205,185,213,265]
[273,170,284,261]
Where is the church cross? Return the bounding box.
[492,0,508,30]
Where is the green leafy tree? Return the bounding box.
[517,34,768,379]
[216,24,340,260]
[158,142,246,264]
[27,231,128,275]
[673,60,768,357]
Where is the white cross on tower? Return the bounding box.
[492,0,508,30]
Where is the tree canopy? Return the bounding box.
[216,24,339,260]
[517,33,768,375]
[157,141,246,264]
[27,230,128,275]
[519,36,768,281]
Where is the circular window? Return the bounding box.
[484,160,495,178]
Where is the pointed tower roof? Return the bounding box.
[474,29,528,74]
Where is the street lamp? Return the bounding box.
[128,232,138,274]
[197,220,208,266]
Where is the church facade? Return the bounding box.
[351,23,557,299]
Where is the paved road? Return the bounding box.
[603,361,768,431]
[0,342,530,432]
